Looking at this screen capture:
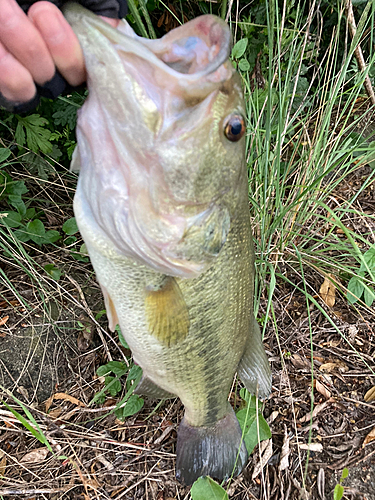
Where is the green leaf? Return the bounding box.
[334,484,344,500]
[43,230,61,244]
[341,468,349,480]
[363,246,375,270]
[15,114,53,154]
[116,325,129,348]
[15,121,26,148]
[1,400,50,449]
[104,361,128,377]
[27,219,45,236]
[363,285,374,307]
[105,376,122,396]
[13,227,31,242]
[25,207,36,219]
[8,195,26,217]
[7,180,28,197]
[232,38,248,59]
[44,264,62,281]
[191,476,229,500]
[62,217,79,235]
[0,148,11,163]
[96,365,112,377]
[116,394,144,420]
[347,276,364,304]
[237,407,271,454]
[239,58,251,71]
[64,235,77,246]
[0,211,22,228]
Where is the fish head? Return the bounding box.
[64,3,247,277]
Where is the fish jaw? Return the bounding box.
[64,3,247,278]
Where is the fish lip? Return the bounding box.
[63,2,232,81]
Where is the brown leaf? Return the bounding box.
[252,439,273,479]
[319,361,349,373]
[364,386,375,402]
[363,427,375,446]
[299,443,323,452]
[319,275,336,307]
[53,392,86,407]
[0,451,6,476]
[299,400,332,423]
[290,354,311,372]
[20,447,49,463]
[315,380,331,399]
[0,315,9,326]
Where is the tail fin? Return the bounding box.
[175,405,248,485]
[238,315,272,399]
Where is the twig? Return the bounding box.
[66,275,112,362]
[345,0,375,105]
[0,489,66,495]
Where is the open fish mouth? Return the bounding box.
[63,2,233,89]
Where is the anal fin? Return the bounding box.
[238,315,272,399]
[134,375,175,399]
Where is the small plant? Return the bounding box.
[62,216,89,262]
[191,476,229,500]
[347,246,375,307]
[333,468,349,500]
[236,388,271,455]
[93,342,144,420]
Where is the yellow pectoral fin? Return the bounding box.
[144,277,189,347]
[100,284,119,332]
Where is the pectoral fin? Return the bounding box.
[100,284,119,332]
[238,315,272,399]
[134,375,175,399]
[144,276,189,347]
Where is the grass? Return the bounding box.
[0,0,375,498]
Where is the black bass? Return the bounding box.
[63,2,271,485]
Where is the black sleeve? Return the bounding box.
[18,0,127,19]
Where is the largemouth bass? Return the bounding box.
[63,2,271,485]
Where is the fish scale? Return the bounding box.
[64,2,272,485]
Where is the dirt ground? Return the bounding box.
[1,142,375,500]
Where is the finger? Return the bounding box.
[0,0,55,85]
[0,39,36,102]
[28,2,86,87]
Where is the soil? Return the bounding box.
[0,117,375,500]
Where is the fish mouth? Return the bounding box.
[63,2,233,92]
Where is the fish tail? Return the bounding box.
[175,405,248,485]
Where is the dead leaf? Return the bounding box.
[300,400,332,423]
[0,315,9,326]
[319,274,336,307]
[315,379,331,399]
[290,354,311,372]
[364,386,375,402]
[363,427,375,446]
[319,361,349,373]
[0,450,6,476]
[279,427,290,472]
[20,447,49,463]
[252,439,273,479]
[53,393,86,407]
[299,443,323,452]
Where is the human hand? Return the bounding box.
[0,0,120,112]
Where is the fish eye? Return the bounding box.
[224,115,246,142]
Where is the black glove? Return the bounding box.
[0,0,127,114]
